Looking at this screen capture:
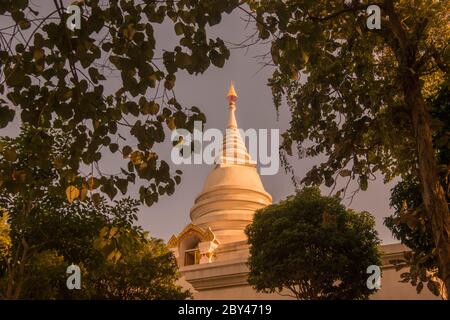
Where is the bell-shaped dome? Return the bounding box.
[190,83,272,244]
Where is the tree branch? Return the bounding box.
[308,3,384,22]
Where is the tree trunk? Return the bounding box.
[4,200,33,299]
[403,72,450,299]
[5,236,28,299]
[383,0,449,299]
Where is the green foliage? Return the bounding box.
[0,210,10,278]
[386,178,434,255]
[0,126,71,201]
[0,196,190,299]
[85,238,190,300]
[245,0,448,189]
[0,127,189,299]
[431,86,450,167]
[0,0,239,205]
[384,86,450,296]
[244,0,450,296]
[18,250,69,300]
[384,177,442,296]
[245,187,381,300]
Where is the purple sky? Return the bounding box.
[0,2,398,244]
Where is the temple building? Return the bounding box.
[168,83,438,300]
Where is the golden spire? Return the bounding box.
[227,81,238,103]
[226,81,238,128]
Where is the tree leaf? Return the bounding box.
[66,185,80,203]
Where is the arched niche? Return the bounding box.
[168,224,220,266]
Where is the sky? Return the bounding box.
[0,2,398,244]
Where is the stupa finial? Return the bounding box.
[226,82,238,128]
[227,81,238,104]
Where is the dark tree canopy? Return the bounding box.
[0,196,190,300]
[246,0,448,187]
[0,127,189,299]
[245,187,381,300]
[243,0,450,297]
[0,0,240,205]
[384,86,450,297]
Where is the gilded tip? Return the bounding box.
[227,81,237,101]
